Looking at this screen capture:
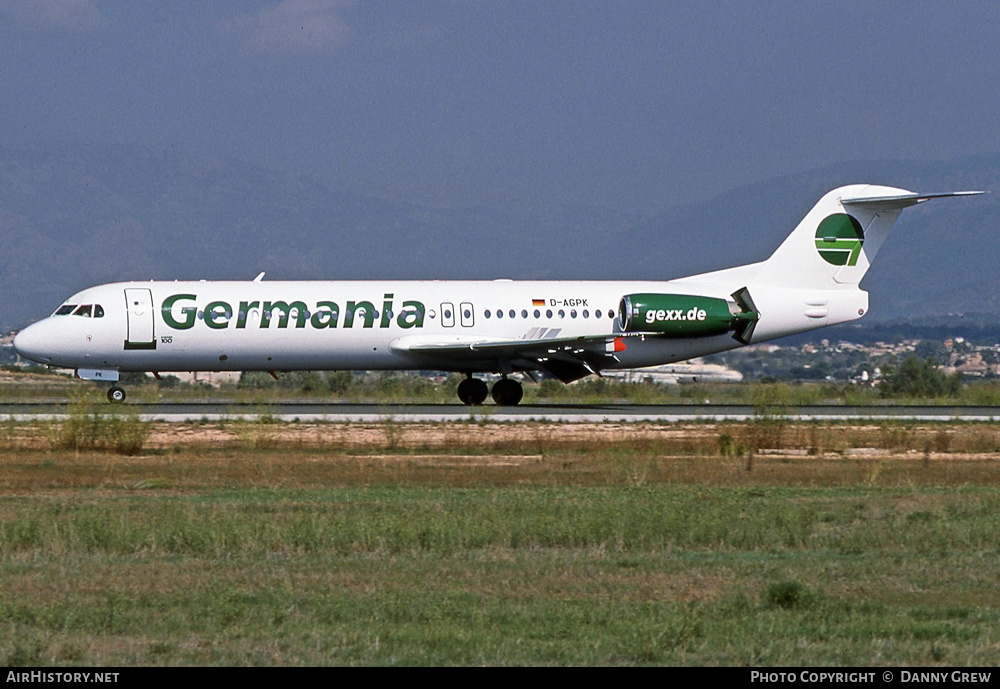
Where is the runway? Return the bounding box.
[3,401,1000,422]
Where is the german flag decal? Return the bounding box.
[531,299,545,306]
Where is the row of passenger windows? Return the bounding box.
[48,302,609,323]
[54,304,105,318]
[185,308,613,322]
[484,308,614,320]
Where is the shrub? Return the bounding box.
[879,356,962,398]
[764,579,816,610]
[50,402,150,456]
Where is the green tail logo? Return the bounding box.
[815,213,864,266]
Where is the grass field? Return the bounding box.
[12,366,1000,407]
[2,410,1000,665]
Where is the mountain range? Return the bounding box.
[1,143,997,332]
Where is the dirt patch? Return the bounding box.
[142,421,724,449]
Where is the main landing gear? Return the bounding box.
[456,375,523,406]
[107,385,127,404]
[457,376,488,405]
[491,376,523,406]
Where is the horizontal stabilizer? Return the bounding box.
[841,190,984,210]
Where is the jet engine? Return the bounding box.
[618,287,759,344]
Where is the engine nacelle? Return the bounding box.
[618,291,759,343]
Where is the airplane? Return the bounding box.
[13,184,981,405]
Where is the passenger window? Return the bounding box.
[460,302,474,327]
[509,309,515,319]
[534,309,540,318]
[521,309,528,318]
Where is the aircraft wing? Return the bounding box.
[389,332,630,382]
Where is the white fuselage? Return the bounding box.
[12,276,867,376]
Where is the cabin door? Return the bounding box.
[124,288,156,350]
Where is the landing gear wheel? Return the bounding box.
[491,377,523,406]
[107,386,126,404]
[457,376,489,405]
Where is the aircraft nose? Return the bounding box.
[13,321,54,364]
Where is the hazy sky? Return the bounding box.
[2,1,999,212]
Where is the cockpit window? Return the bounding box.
[53,303,103,317]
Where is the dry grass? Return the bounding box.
[4,417,1000,665]
[3,419,1000,493]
